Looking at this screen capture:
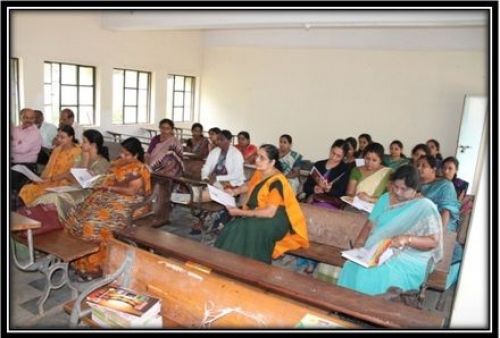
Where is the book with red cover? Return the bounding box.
[86,284,160,317]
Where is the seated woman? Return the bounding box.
[303,139,350,207]
[278,134,303,194]
[30,129,110,220]
[19,125,81,206]
[214,144,309,264]
[442,156,469,203]
[417,155,460,232]
[207,127,221,152]
[235,131,258,164]
[337,165,443,296]
[344,137,357,169]
[383,140,409,170]
[184,122,210,160]
[354,133,372,159]
[426,138,443,171]
[65,137,151,279]
[417,154,462,290]
[145,118,183,177]
[410,143,430,166]
[345,142,392,204]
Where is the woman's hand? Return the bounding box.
[313,185,325,194]
[224,187,235,196]
[356,192,372,202]
[390,235,410,248]
[226,206,244,217]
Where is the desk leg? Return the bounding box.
[151,179,172,228]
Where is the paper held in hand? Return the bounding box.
[11,164,43,183]
[309,166,327,186]
[207,184,236,207]
[340,195,375,213]
[70,168,103,188]
[341,239,394,268]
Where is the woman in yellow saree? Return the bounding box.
[65,137,151,279]
[215,144,309,264]
[19,125,81,206]
[345,142,392,203]
[30,129,110,220]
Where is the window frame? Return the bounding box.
[10,57,20,124]
[113,68,152,125]
[168,74,195,123]
[44,61,96,126]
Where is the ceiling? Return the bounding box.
[100,10,488,31]
[97,10,488,51]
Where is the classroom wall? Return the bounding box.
[199,46,487,162]
[11,11,203,135]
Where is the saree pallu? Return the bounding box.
[19,145,82,205]
[65,159,151,275]
[354,166,392,198]
[149,136,184,177]
[279,150,302,176]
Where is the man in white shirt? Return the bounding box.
[34,110,58,149]
[201,129,245,191]
[55,108,83,145]
[34,110,58,165]
[185,129,244,235]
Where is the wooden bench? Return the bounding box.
[67,238,358,329]
[288,203,459,297]
[114,226,445,328]
[10,212,100,315]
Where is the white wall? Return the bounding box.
[200,46,486,161]
[11,11,203,135]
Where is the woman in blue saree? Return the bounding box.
[337,165,443,296]
[417,155,461,232]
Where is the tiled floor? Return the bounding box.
[8,204,455,330]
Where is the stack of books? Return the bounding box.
[86,284,162,328]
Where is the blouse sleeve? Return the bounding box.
[349,167,362,182]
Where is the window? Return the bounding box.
[44,61,96,126]
[167,74,195,122]
[10,58,20,124]
[113,68,151,124]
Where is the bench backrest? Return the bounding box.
[301,203,367,249]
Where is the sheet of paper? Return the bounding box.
[45,185,83,193]
[352,196,375,213]
[70,168,102,188]
[11,164,43,182]
[340,195,375,213]
[207,184,236,207]
[355,158,365,167]
[341,241,393,268]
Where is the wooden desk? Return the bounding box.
[11,212,41,231]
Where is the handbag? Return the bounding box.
[16,203,64,238]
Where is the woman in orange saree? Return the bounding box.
[65,137,151,279]
[215,144,309,264]
[19,125,81,206]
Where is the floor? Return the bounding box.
[9,204,456,330]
